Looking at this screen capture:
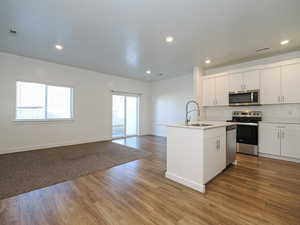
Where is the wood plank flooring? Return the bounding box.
[0,135,300,225]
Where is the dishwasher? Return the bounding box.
[226,125,237,166]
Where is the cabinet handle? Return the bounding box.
[213,99,217,105]
[281,130,285,139]
[277,128,280,139]
[216,139,220,150]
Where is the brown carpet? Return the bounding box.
[0,141,151,200]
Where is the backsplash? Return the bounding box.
[204,104,300,123]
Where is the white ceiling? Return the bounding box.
[0,0,300,81]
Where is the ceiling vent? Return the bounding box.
[256,47,270,52]
[9,29,17,35]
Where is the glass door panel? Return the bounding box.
[112,94,139,138]
[126,96,138,136]
[112,95,125,138]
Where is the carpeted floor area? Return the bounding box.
[0,141,151,200]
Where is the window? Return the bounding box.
[16,81,73,120]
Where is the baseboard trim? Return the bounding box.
[0,137,112,155]
[165,172,205,193]
[259,153,300,163]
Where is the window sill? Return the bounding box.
[13,119,74,123]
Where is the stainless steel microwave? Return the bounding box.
[229,90,260,106]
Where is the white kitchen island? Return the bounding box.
[165,122,232,193]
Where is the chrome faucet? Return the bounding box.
[185,100,200,125]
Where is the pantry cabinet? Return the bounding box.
[259,123,300,160]
[202,75,228,106]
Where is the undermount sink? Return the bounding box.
[187,123,213,127]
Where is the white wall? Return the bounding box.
[2,51,300,153]
[150,75,198,136]
[205,105,300,124]
[0,52,151,154]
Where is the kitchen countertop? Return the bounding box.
[166,121,235,130]
[260,121,300,125]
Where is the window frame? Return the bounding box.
[15,81,74,122]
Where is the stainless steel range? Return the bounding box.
[227,111,262,156]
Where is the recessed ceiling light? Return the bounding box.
[280,40,289,45]
[146,70,151,74]
[165,36,174,43]
[55,44,63,50]
[205,59,211,64]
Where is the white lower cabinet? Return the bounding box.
[203,134,225,184]
[259,124,281,155]
[259,123,300,160]
[281,125,300,159]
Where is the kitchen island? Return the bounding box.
[165,121,233,193]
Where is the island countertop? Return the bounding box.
[166,121,235,130]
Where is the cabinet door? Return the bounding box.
[281,125,300,159]
[243,70,260,91]
[259,124,281,155]
[215,75,229,106]
[281,63,300,104]
[203,135,226,184]
[203,78,215,106]
[229,73,243,92]
[260,67,281,104]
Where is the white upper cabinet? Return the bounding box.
[243,70,260,91]
[281,124,300,159]
[215,75,229,106]
[229,73,243,92]
[260,67,281,104]
[281,63,300,104]
[203,59,300,106]
[203,78,215,106]
[229,70,260,92]
[202,75,229,106]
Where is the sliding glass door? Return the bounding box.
[112,94,139,138]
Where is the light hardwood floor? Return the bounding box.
[0,135,300,225]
